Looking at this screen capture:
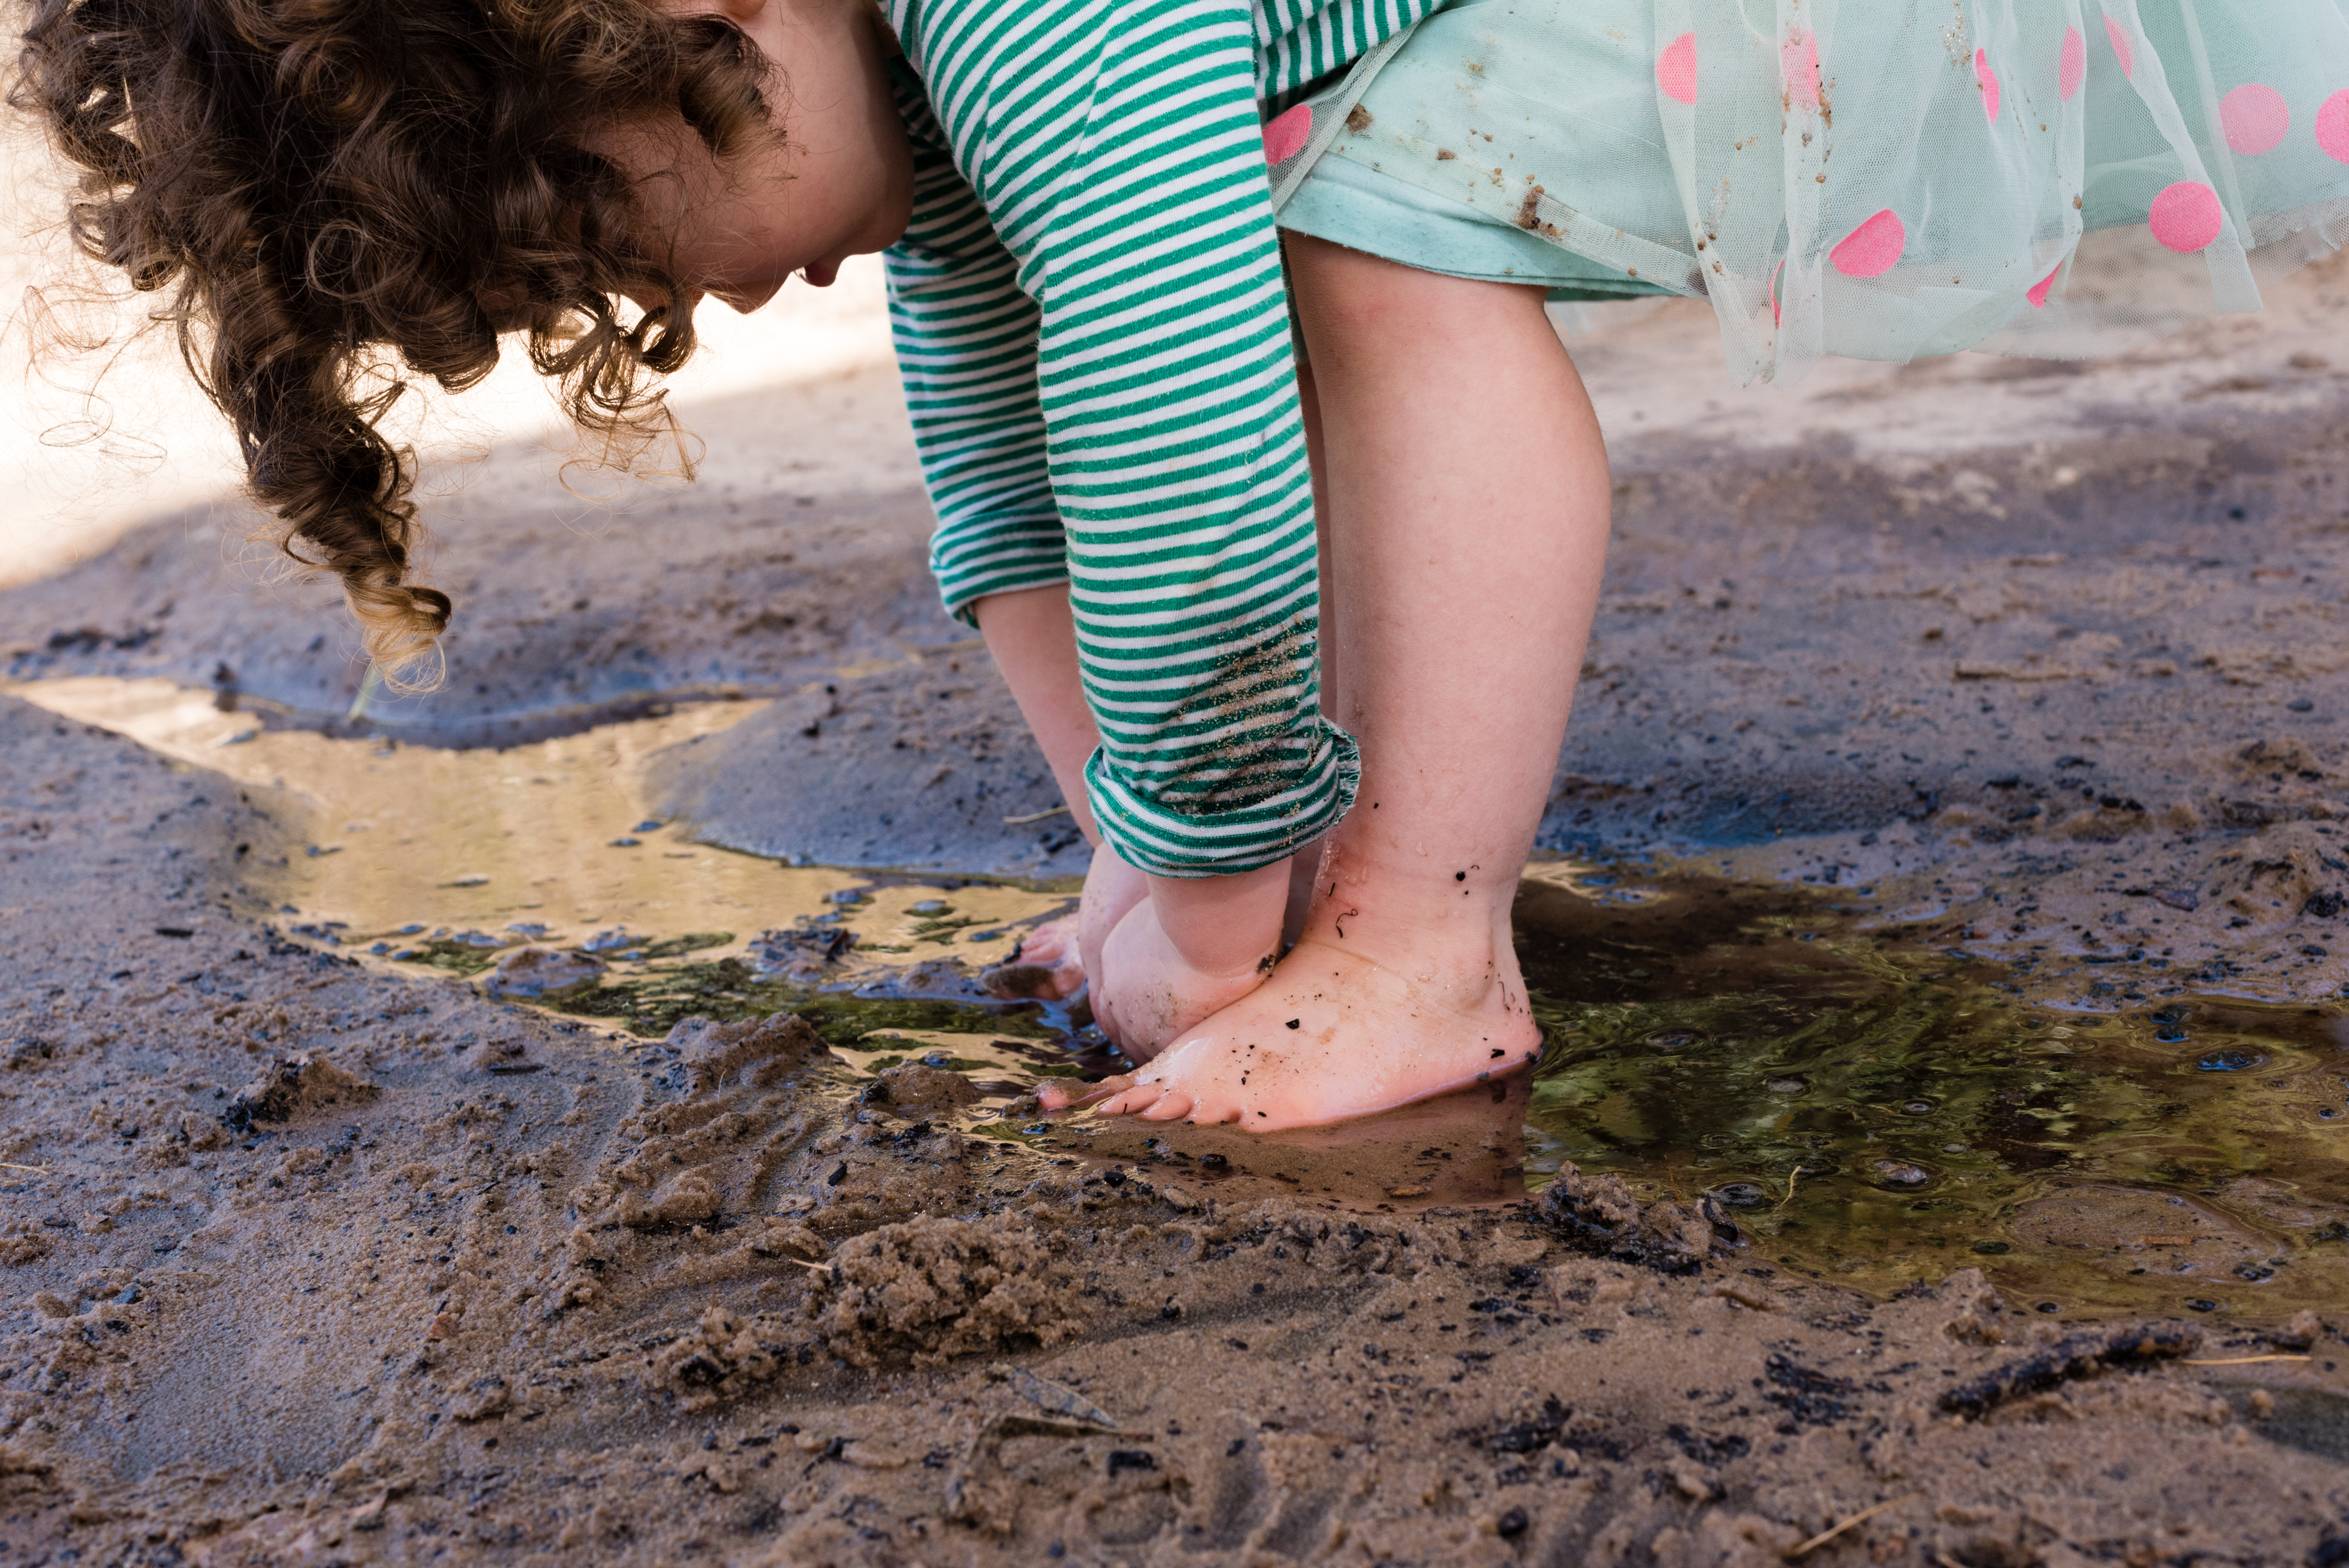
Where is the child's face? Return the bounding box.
[605,0,914,311]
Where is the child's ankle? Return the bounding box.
[1148,863,1290,980]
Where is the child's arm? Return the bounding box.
[977,583,1293,1057]
[974,586,1150,994]
[884,3,1358,888]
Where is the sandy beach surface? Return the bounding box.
[2,206,2347,1562]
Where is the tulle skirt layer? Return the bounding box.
[1269,0,2349,382]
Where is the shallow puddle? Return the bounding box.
[1511,870,2349,1321]
[13,675,2348,1323]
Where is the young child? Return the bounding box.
[1058,0,2349,1128]
[21,0,2349,1131]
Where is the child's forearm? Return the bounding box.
[973,583,1103,846]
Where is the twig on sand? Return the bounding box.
[1775,1165,1805,1212]
[782,1256,835,1277]
[0,1162,47,1173]
[1785,1495,1919,1559]
[347,663,383,722]
[1001,805,1069,825]
[2183,1354,2310,1366]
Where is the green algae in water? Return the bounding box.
[1512,874,2349,1319]
[534,955,1066,1046]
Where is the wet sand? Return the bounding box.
[3,699,2347,1564]
[3,255,2349,1560]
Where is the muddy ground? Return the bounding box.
[4,258,2349,1562]
[2,699,2347,1565]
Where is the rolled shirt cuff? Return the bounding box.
[930,511,1070,628]
[1082,718,1361,878]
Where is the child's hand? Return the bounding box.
[1038,860,1286,1108]
[1090,894,1273,1060]
[1076,841,1150,1001]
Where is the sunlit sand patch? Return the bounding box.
[4,675,1072,988]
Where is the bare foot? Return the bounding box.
[1064,935,1541,1131]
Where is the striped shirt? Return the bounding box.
[881,0,1440,879]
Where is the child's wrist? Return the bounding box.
[1147,864,1288,977]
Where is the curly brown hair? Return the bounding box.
[11,0,774,680]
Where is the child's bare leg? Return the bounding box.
[1083,238,1611,1129]
[970,586,1147,1000]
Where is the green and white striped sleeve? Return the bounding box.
[882,69,1067,619]
[879,0,1429,878]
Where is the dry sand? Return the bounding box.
[3,206,2349,1560]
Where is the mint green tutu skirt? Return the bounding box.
[1267,1,2349,383]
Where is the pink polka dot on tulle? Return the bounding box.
[1262,105,1312,165]
[2148,181,2224,253]
[2104,14,2134,79]
[1830,210,1906,279]
[1782,30,1820,113]
[2059,27,2085,101]
[2028,262,2063,308]
[1974,50,2000,121]
[2221,84,2289,154]
[2317,90,2349,163]
[1657,32,1698,105]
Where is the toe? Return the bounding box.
[1037,1072,1130,1111]
[1138,1090,1195,1121]
[985,919,1086,1001]
[1097,1079,1168,1116]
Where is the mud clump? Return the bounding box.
[804,1215,1083,1369]
[670,1011,830,1090]
[219,1052,379,1134]
[4,1038,56,1071]
[1938,1265,2019,1345]
[859,1060,981,1116]
[657,1303,794,1409]
[1532,1161,1737,1274]
[0,1220,53,1266]
[571,1012,837,1238]
[2271,1308,2330,1350]
[1939,1322,2205,1416]
[480,945,605,998]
